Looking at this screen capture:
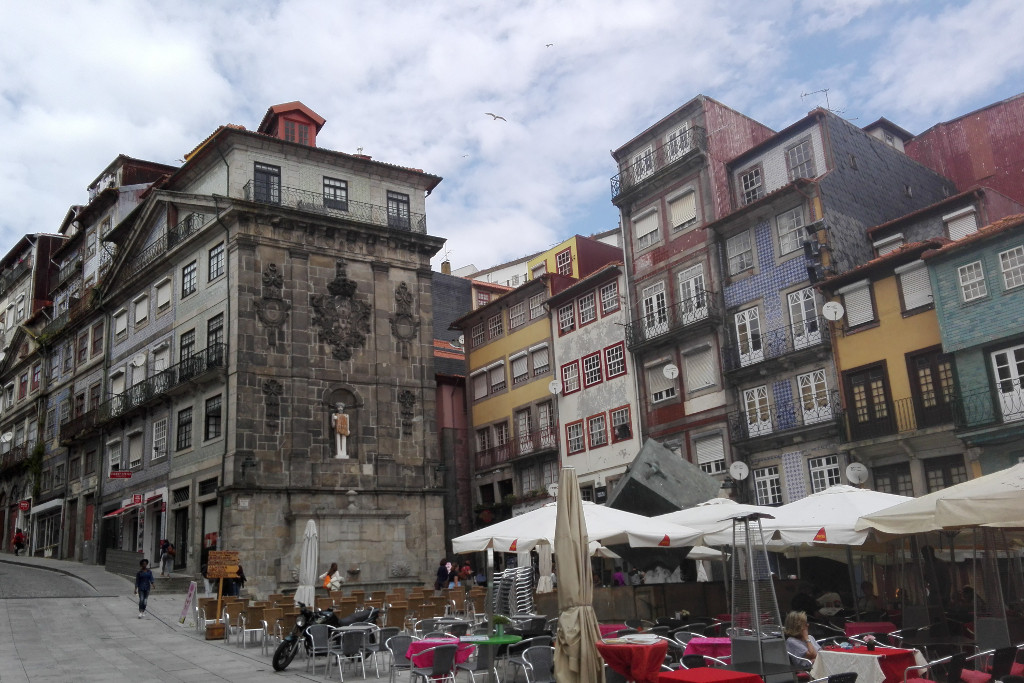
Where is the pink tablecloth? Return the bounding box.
[600,624,628,637]
[845,622,898,637]
[683,637,731,659]
[406,638,475,667]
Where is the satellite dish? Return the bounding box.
[663,363,679,379]
[0,432,12,443]
[546,483,559,498]
[457,334,465,346]
[846,462,869,485]
[131,354,146,368]
[729,461,750,480]
[822,301,845,322]
[548,379,563,395]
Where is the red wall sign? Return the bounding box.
[109,471,133,479]
[132,494,143,505]
[18,500,30,512]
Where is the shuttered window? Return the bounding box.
[647,363,676,402]
[945,209,978,241]
[134,296,149,325]
[669,192,697,229]
[156,280,172,309]
[128,434,143,469]
[634,212,660,250]
[472,373,488,400]
[898,261,933,311]
[684,348,715,392]
[695,435,726,474]
[489,364,506,392]
[114,311,128,335]
[842,284,874,327]
[531,345,549,375]
[511,354,529,384]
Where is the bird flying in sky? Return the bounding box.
[485,113,507,121]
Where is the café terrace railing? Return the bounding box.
[242,180,427,234]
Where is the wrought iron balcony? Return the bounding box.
[611,126,708,199]
[40,294,94,340]
[121,212,209,285]
[843,394,955,442]
[0,443,29,472]
[475,426,559,470]
[53,256,83,290]
[242,180,427,234]
[0,259,32,298]
[60,409,98,446]
[952,380,1024,433]
[168,212,207,249]
[98,344,226,424]
[475,441,513,471]
[728,390,841,444]
[625,290,719,352]
[723,316,831,376]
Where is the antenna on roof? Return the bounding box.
[801,88,848,115]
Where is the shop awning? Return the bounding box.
[102,503,140,519]
[145,494,162,504]
[29,498,64,516]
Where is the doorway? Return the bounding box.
[173,508,188,570]
[66,499,78,560]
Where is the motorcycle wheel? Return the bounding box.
[272,641,299,671]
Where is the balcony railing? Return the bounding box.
[723,316,830,374]
[0,443,29,472]
[53,256,83,290]
[168,212,207,249]
[40,293,94,340]
[729,390,841,443]
[475,426,559,470]
[953,379,1024,432]
[98,344,226,424]
[120,212,209,285]
[242,180,427,234]
[843,394,955,442]
[60,409,98,446]
[611,126,708,198]
[0,259,32,298]
[625,290,719,351]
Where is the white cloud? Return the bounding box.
[0,0,1020,274]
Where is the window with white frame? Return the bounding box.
[529,293,545,319]
[809,455,842,493]
[739,167,763,205]
[493,421,509,446]
[489,363,506,392]
[108,441,122,472]
[944,208,979,241]
[182,261,197,297]
[152,418,167,460]
[509,302,526,329]
[634,211,660,250]
[605,344,626,378]
[754,466,783,505]
[477,291,490,308]
[556,249,572,276]
[797,369,832,424]
[541,460,558,486]
[488,314,503,339]
[611,406,632,441]
[476,428,491,452]
[958,261,987,301]
[471,323,485,347]
[582,353,602,387]
[561,362,580,393]
[578,292,596,325]
[669,191,697,230]
[648,363,677,402]
[727,231,754,274]
[787,139,816,180]
[588,414,607,448]
[531,264,546,279]
[472,372,488,400]
[897,261,934,310]
[684,347,716,392]
[531,345,550,375]
[521,466,539,493]
[695,434,726,474]
[566,422,585,454]
[666,123,691,159]
[1000,246,1024,290]
[511,353,529,385]
[557,303,575,333]
[777,207,806,256]
[600,281,619,315]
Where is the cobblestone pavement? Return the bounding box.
[0,558,362,683]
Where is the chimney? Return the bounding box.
[441,260,452,275]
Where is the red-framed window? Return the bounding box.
[30,364,41,391]
[604,342,627,379]
[18,373,28,399]
[565,420,585,454]
[582,353,603,387]
[587,413,608,449]
[578,292,597,326]
[561,361,580,395]
[600,280,620,315]
[556,248,573,276]
[557,303,575,335]
[610,405,633,443]
[477,291,491,308]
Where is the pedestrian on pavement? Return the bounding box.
[232,564,247,597]
[434,558,448,591]
[201,562,211,597]
[459,560,473,586]
[320,563,343,591]
[12,528,25,556]
[159,540,174,577]
[135,559,154,618]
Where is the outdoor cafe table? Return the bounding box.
[597,638,669,683]
[811,646,927,683]
[845,622,898,638]
[684,637,731,660]
[406,637,476,667]
[660,667,763,683]
[600,623,628,637]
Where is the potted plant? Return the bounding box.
[863,634,876,651]
[492,614,511,638]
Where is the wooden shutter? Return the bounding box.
[670,192,697,228]
[695,435,725,466]
[633,212,659,239]
[898,262,933,310]
[684,349,715,392]
[843,285,874,327]
[946,210,978,240]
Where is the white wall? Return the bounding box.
[732,122,827,197]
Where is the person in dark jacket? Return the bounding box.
[791,582,820,617]
[435,559,449,591]
[232,565,247,597]
[135,559,155,618]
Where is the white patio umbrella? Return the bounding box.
[704,485,912,547]
[856,463,1024,534]
[654,497,767,534]
[294,519,318,606]
[537,545,554,593]
[452,501,704,554]
[589,541,621,559]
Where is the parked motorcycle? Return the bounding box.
[272,604,379,671]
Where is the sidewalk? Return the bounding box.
[0,553,133,596]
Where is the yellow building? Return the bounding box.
[820,236,969,497]
[527,234,622,281]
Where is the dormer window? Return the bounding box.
[873,233,905,256]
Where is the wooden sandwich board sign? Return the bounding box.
[204,551,240,640]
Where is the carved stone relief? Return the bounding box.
[398,389,416,436]
[253,263,291,346]
[310,261,371,361]
[262,379,283,432]
[389,561,411,578]
[389,282,421,359]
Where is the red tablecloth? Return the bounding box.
[597,640,669,683]
[659,666,763,683]
[405,638,475,668]
[600,623,629,637]
[845,622,898,637]
[825,646,921,683]
[683,638,731,660]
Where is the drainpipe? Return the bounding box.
[212,188,231,565]
[618,218,646,444]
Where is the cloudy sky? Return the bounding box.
[2,0,1023,273]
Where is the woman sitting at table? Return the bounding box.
[784,611,819,670]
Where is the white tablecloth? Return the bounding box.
[810,649,927,683]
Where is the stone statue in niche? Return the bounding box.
[389,281,421,359]
[311,260,371,361]
[331,402,350,459]
[254,263,291,346]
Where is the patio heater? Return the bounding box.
[730,513,788,683]
[899,536,937,631]
[973,528,1012,649]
